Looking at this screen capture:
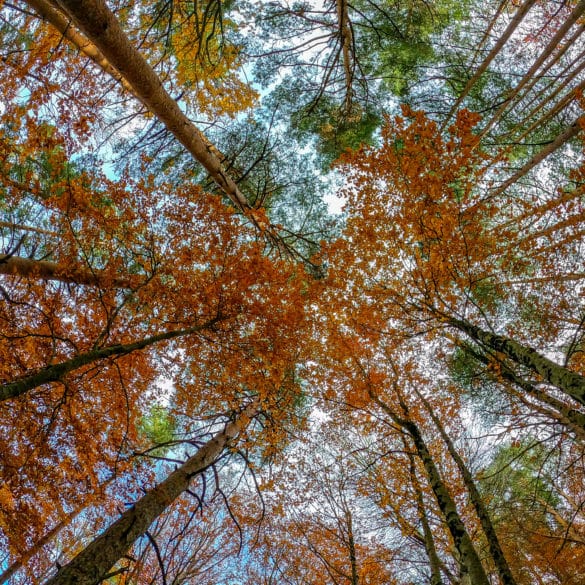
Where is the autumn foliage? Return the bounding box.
[2,1,585,584]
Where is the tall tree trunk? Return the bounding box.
[462,344,585,437]
[25,0,135,95]
[44,402,257,585]
[487,116,583,198]
[407,449,444,585]
[345,508,359,585]
[0,221,57,237]
[0,475,116,585]
[336,0,354,114]
[480,0,585,137]
[25,0,233,171]
[404,421,491,585]
[442,0,535,130]
[448,317,585,407]
[416,390,517,585]
[36,0,252,216]
[1,318,220,401]
[0,513,76,585]
[510,63,585,144]
[368,392,490,585]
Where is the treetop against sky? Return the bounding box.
[1,0,585,583]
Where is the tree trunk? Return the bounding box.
[448,317,585,407]
[480,0,585,137]
[1,318,220,401]
[336,0,354,114]
[26,0,234,171]
[44,402,257,585]
[404,421,491,585]
[511,63,585,144]
[417,390,517,585]
[408,450,444,585]
[442,0,535,130]
[25,0,135,95]
[0,221,57,236]
[487,116,583,198]
[0,255,138,288]
[39,0,252,215]
[368,392,490,585]
[0,475,116,585]
[345,508,359,585]
[0,513,74,585]
[462,344,585,437]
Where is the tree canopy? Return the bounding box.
[1,0,585,583]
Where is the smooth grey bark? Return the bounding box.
[1,318,220,401]
[514,75,585,144]
[44,402,257,585]
[46,0,252,215]
[416,390,517,585]
[27,0,234,174]
[448,317,585,407]
[0,221,57,237]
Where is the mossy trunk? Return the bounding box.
[346,508,359,585]
[1,319,218,401]
[419,392,517,585]
[404,421,491,585]
[409,451,444,585]
[449,318,585,407]
[369,391,489,585]
[464,345,585,436]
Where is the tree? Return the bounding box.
[2,0,585,583]
[240,421,397,585]
[252,0,467,163]
[327,101,585,432]
[43,401,256,585]
[416,388,517,585]
[478,440,585,584]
